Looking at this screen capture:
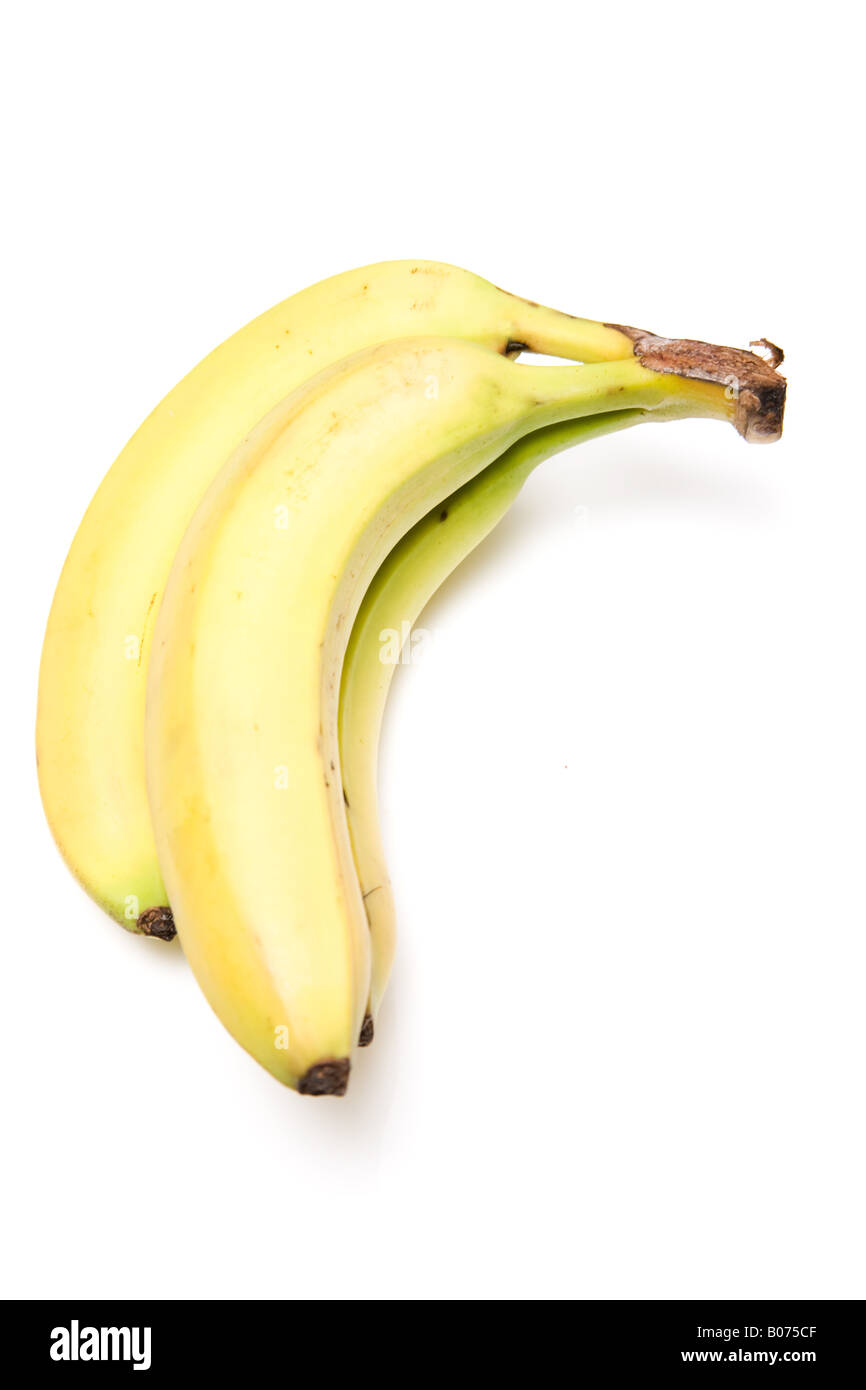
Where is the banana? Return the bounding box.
[341,406,687,1035]
[343,336,787,1038]
[37,261,639,937]
[145,333,784,1092]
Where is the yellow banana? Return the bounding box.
[37,261,641,936]
[145,333,784,1092]
[341,407,683,1032]
[342,334,787,1038]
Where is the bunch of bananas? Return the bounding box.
[37,261,786,1095]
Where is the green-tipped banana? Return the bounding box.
[145,333,784,1092]
[37,262,639,936]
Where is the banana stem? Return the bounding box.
[517,336,786,442]
[516,356,727,435]
[499,289,786,441]
[606,328,786,441]
[505,294,639,363]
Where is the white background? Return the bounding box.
[3,2,863,1299]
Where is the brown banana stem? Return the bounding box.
[606,324,786,442]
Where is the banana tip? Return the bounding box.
[358,1014,374,1047]
[298,1058,350,1096]
[136,906,176,941]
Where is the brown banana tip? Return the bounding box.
[606,323,787,443]
[298,1058,350,1097]
[136,906,176,941]
[358,1014,374,1047]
